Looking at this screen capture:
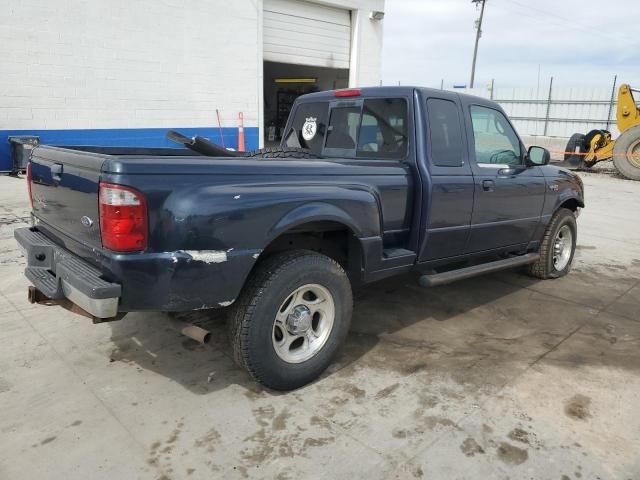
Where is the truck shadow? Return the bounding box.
[105,269,529,395]
[108,308,270,396]
[107,267,640,396]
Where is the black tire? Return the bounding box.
[564,133,586,159]
[613,124,640,181]
[564,133,586,167]
[527,208,577,279]
[244,147,318,159]
[227,250,353,390]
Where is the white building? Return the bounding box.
[0,0,385,170]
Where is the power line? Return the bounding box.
[492,1,625,48]
[498,0,640,47]
[506,0,611,33]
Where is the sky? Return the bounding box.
[381,0,640,90]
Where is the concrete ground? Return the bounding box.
[1,171,639,480]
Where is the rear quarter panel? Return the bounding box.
[99,158,412,311]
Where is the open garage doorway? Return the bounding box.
[263,61,349,145]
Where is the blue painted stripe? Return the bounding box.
[0,127,259,171]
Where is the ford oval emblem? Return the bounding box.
[81,216,94,228]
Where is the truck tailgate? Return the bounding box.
[29,146,104,249]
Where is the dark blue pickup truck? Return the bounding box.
[15,87,584,389]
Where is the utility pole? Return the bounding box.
[605,74,618,131]
[469,0,486,88]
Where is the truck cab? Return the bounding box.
[281,87,582,281]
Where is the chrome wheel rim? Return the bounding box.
[272,284,335,364]
[626,139,640,169]
[553,225,573,271]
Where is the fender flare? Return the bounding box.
[267,201,377,244]
[554,191,584,214]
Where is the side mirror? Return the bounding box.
[527,146,550,166]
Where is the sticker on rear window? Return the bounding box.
[302,117,317,141]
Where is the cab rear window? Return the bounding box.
[285,102,329,155]
[285,98,408,159]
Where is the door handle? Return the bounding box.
[482,180,494,192]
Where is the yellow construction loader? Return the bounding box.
[564,84,640,180]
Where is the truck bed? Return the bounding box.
[24,144,412,313]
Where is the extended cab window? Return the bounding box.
[427,98,464,167]
[356,98,408,159]
[470,106,522,166]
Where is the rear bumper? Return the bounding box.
[17,225,260,313]
[15,228,121,318]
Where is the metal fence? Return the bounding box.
[451,77,621,139]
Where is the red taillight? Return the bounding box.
[26,162,34,209]
[334,88,361,97]
[99,182,148,252]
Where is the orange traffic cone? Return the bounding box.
[237,112,245,152]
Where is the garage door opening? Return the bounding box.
[263,61,349,145]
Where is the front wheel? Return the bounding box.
[228,250,353,390]
[527,208,577,279]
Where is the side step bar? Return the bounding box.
[419,253,540,288]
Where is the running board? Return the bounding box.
[418,253,540,288]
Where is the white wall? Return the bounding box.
[0,0,262,132]
[318,0,385,88]
[0,0,384,156]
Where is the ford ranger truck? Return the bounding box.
[15,87,584,390]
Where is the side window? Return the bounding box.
[325,106,360,150]
[470,106,522,166]
[356,98,407,159]
[471,105,522,166]
[427,98,464,167]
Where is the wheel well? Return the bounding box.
[259,221,363,282]
[559,198,581,212]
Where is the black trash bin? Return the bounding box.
[8,135,39,175]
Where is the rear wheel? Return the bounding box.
[228,250,352,390]
[528,208,577,279]
[613,124,640,180]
